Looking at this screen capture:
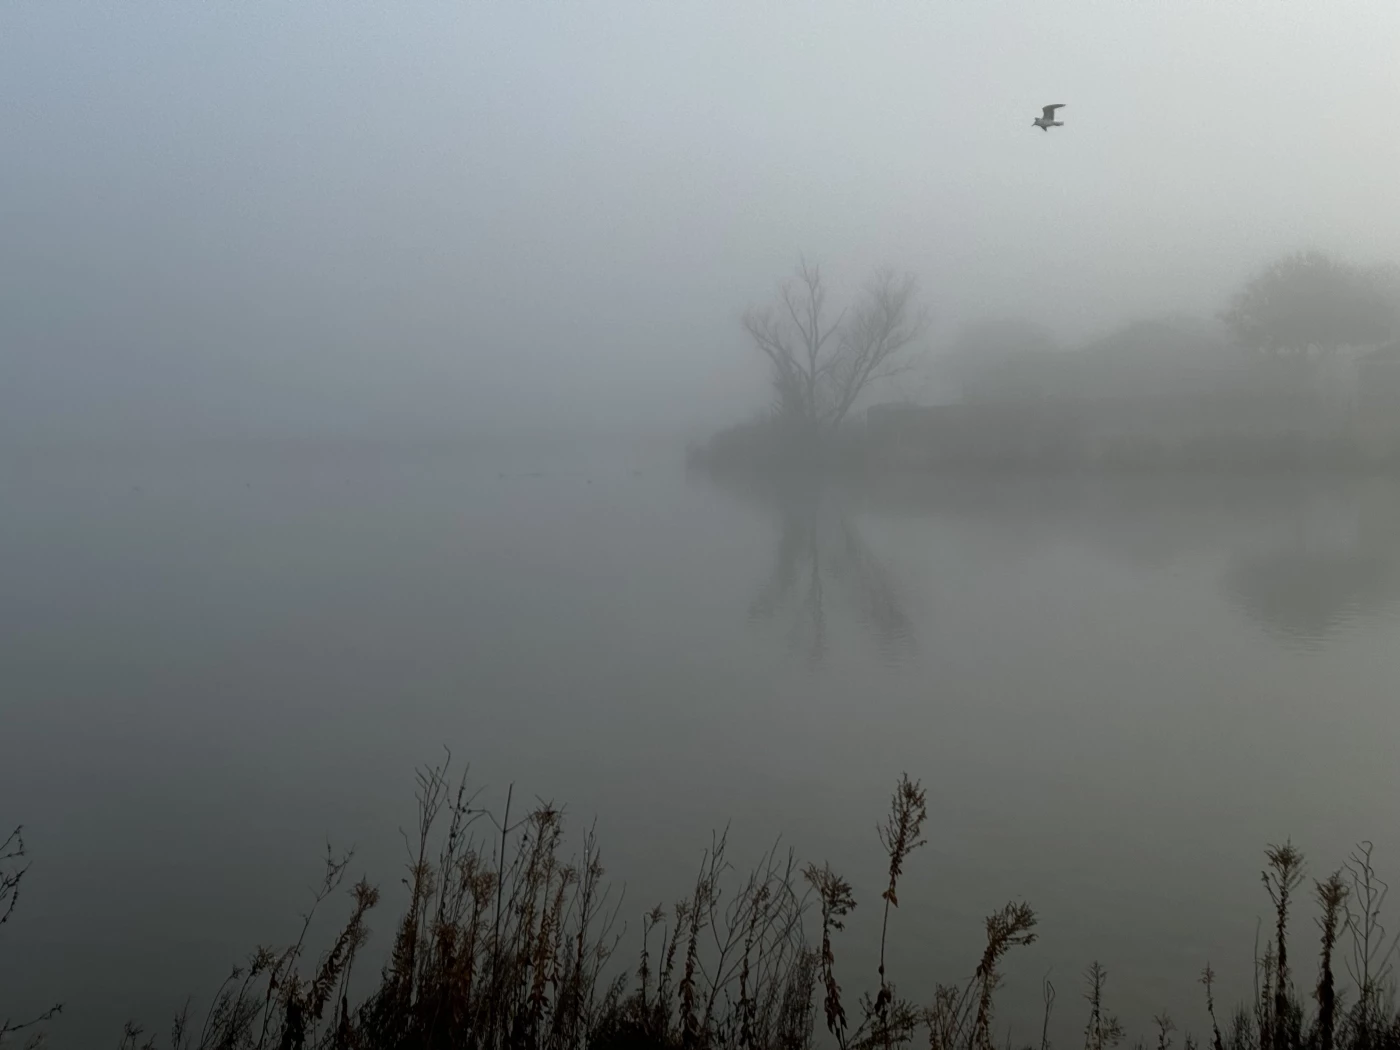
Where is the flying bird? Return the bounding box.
[1033,104,1066,131]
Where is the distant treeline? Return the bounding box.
[688,413,1400,478]
[710,251,1400,480]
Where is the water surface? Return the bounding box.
[4,440,1400,1046]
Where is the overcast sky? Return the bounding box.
[3,2,1398,440]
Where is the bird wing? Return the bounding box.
[1041,104,1066,119]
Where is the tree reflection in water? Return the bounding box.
[745,486,913,665]
[1223,549,1400,646]
[1221,483,1400,647]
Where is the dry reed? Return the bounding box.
[11,773,1400,1050]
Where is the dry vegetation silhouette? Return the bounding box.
[1,827,63,1047]
[9,769,1400,1050]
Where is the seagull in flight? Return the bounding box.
[1033,104,1066,131]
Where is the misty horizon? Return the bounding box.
[5,4,1400,443]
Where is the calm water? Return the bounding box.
[4,439,1400,1047]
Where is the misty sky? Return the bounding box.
[3,2,1398,440]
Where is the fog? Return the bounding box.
[4,3,1399,444]
[8,5,1400,1049]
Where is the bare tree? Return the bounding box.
[743,261,926,434]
